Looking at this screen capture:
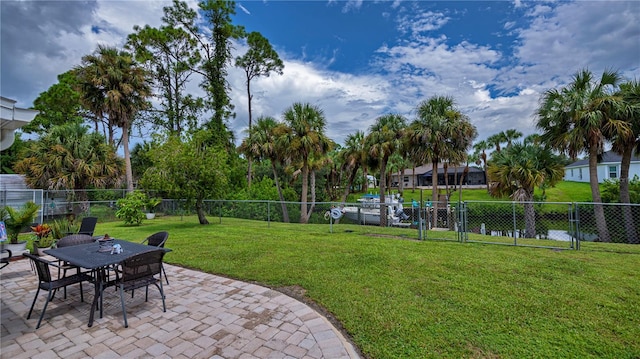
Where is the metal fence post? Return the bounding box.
[512,202,517,246]
[574,203,581,250]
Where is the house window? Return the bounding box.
[403,176,409,183]
[579,168,582,180]
[571,169,574,177]
[609,165,617,179]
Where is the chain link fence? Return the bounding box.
[3,188,639,249]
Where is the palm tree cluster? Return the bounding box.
[241,96,478,226]
[537,69,639,242]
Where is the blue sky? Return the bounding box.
[1,0,639,149]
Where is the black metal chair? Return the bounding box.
[57,234,95,248]
[106,249,167,328]
[141,232,169,284]
[1,248,12,269]
[77,217,98,236]
[56,234,95,297]
[25,253,93,329]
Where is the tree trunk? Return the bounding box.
[399,167,405,193]
[431,159,439,228]
[271,161,289,223]
[196,197,209,224]
[247,81,253,189]
[443,162,449,199]
[524,193,536,238]
[309,169,317,219]
[619,146,638,243]
[379,157,388,226]
[588,147,610,242]
[482,152,489,192]
[300,162,309,223]
[123,124,134,192]
[341,165,359,203]
[412,165,416,191]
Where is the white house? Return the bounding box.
[564,150,640,183]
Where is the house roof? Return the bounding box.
[565,150,640,168]
[421,166,484,177]
[391,163,435,176]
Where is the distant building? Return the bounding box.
[390,164,486,188]
[564,150,640,183]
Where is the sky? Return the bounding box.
[1,0,639,149]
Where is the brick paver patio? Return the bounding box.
[1,257,360,359]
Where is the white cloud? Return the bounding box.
[2,0,637,151]
[396,11,449,36]
[342,0,363,13]
[512,1,640,87]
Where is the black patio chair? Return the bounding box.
[56,234,95,248]
[141,231,169,284]
[25,253,93,329]
[106,249,167,328]
[65,217,98,237]
[77,217,98,236]
[1,248,12,269]
[56,234,95,297]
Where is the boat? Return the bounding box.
[342,193,409,226]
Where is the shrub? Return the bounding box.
[115,191,146,225]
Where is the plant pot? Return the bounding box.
[35,246,51,256]
[3,241,28,257]
[146,213,156,220]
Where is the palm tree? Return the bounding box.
[281,103,332,223]
[473,140,490,191]
[367,114,407,226]
[339,131,367,202]
[487,142,565,238]
[408,95,477,227]
[14,123,124,207]
[487,132,507,153]
[504,129,523,148]
[523,134,542,146]
[537,68,622,242]
[76,45,152,192]
[235,32,284,188]
[239,116,290,222]
[461,152,480,190]
[611,80,640,243]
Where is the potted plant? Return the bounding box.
[0,202,40,256]
[145,196,162,220]
[31,223,55,256]
[49,218,78,240]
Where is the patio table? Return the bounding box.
[44,239,171,327]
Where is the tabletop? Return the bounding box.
[44,239,170,270]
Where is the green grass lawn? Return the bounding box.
[96,216,639,359]
[359,181,594,203]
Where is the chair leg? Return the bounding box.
[162,264,169,285]
[36,289,54,329]
[27,287,41,319]
[118,284,129,328]
[158,281,166,312]
[100,280,105,319]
